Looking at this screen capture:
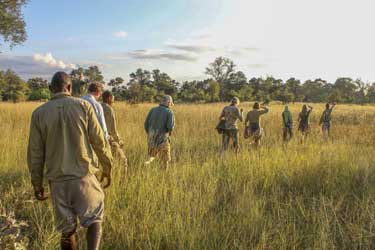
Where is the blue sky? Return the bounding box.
[1,0,375,83]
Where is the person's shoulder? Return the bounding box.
[102,103,114,112]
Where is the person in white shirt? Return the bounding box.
[82,83,109,139]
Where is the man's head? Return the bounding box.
[161,95,174,107]
[231,97,240,106]
[253,102,260,110]
[50,72,72,94]
[284,105,289,111]
[326,103,330,109]
[88,82,104,101]
[302,104,307,113]
[102,91,114,105]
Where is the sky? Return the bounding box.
[1,0,375,83]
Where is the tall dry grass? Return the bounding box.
[1,102,375,249]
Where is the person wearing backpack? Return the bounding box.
[219,97,244,154]
[319,103,336,141]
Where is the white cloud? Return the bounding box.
[113,31,128,38]
[33,53,76,69]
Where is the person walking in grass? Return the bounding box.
[298,104,313,142]
[219,97,244,154]
[27,72,113,250]
[82,82,109,139]
[244,102,269,147]
[144,95,175,169]
[282,105,293,143]
[319,102,336,141]
[101,90,128,172]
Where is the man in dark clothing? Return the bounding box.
[144,95,175,169]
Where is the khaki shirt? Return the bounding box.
[101,103,122,143]
[220,105,243,130]
[246,107,269,126]
[27,93,113,191]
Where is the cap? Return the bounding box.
[231,97,240,104]
[161,95,174,106]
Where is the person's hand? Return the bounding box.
[34,188,48,201]
[100,172,112,189]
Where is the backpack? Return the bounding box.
[216,120,226,134]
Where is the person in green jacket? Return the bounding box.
[282,105,293,142]
[144,95,175,169]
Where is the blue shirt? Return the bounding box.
[82,94,109,138]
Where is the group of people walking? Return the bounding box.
[26,71,336,250]
[218,97,336,153]
[27,71,176,250]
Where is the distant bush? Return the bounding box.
[28,88,50,101]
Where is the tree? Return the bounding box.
[129,69,152,86]
[205,57,236,98]
[302,79,330,102]
[2,69,28,102]
[354,78,368,104]
[70,66,105,96]
[85,66,104,83]
[28,88,50,101]
[207,80,220,102]
[0,0,28,48]
[152,69,178,99]
[285,78,302,102]
[27,77,48,91]
[333,77,357,103]
[179,81,207,102]
[108,77,124,88]
[70,67,86,96]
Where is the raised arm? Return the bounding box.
[260,106,269,115]
[237,108,244,122]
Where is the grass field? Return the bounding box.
[1,102,375,249]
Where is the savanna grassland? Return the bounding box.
[1,102,375,250]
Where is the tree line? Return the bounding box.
[1,57,375,104]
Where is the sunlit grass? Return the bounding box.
[1,102,375,249]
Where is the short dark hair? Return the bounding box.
[326,103,330,109]
[253,102,260,109]
[50,72,71,93]
[87,82,103,94]
[102,90,113,103]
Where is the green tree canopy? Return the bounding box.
[0,0,28,48]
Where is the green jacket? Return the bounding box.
[27,93,113,191]
[282,110,293,128]
[144,104,174,146]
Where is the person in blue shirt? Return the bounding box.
[82,83,109,139]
